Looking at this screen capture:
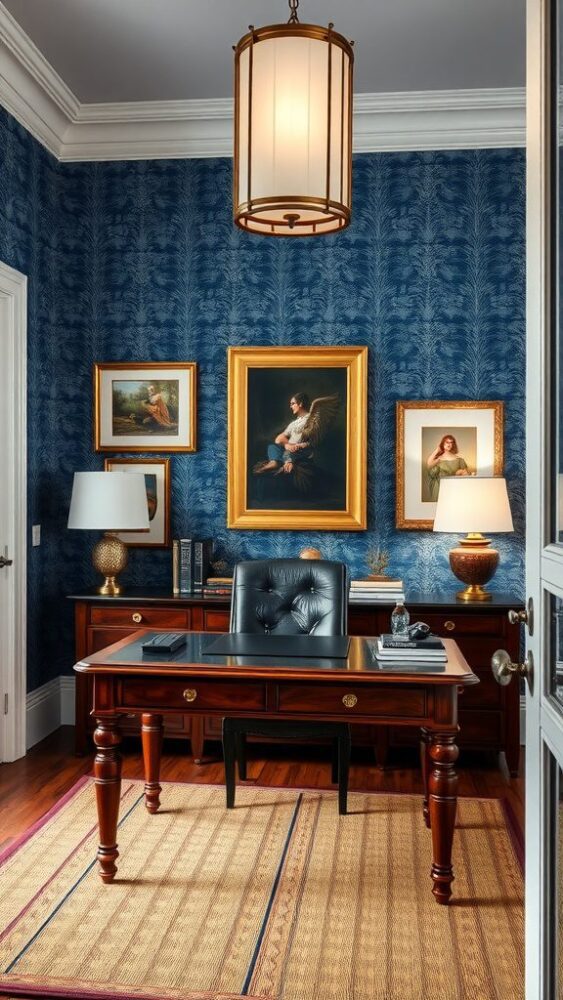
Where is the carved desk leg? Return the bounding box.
[420,727,431,829]
[142,713,163,813]
[428,731,459,905]
[93,717,122,883]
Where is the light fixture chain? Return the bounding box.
[288,0,299,24]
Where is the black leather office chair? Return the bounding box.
[222,558,351,814]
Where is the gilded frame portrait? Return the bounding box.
[227,346,368,531]
[104,457,171,548]
[94,362,197,452]
[396,400,504,530]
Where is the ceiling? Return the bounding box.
[2,0,526,105]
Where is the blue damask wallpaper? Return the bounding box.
[0,106,526,690]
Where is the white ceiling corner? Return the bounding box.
[0,3,525,163]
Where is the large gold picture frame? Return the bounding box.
[227,346,367,531]
[396,400,504,530]
[94,362,197,452]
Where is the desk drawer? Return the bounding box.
[91,606,189,628]
[121,679,265,713]
[277,684,427,719]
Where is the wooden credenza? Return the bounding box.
[69,588,523,774]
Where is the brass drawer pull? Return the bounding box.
[132,612,143,624]
[444,620,456,632]
[342,693,358,709]
[183,688,198,703]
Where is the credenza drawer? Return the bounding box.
[277,684,427,719]
[90,606,190,628]
[421,614,503,637]
[120,679,266,713]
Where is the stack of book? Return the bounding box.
[203,576,233,598]
[375,633,447,669]
[349,578,405,603]
[172,538,213,594]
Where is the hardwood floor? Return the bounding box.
[0,726,525,853]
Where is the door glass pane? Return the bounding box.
[551,594,563,708]
[557,1,563,542]
[552,754,563,997]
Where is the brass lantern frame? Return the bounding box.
[233,21,354,237]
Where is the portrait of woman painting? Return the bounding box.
[421,426,477,502]
[228,347,367,530]
[94,363,197,452]
[396,401,503,529]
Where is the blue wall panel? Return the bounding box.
[0,107,526,689]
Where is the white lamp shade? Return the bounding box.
[68,472,150,531]
[234,24,353,236]
[432,477,514,534]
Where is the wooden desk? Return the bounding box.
[74,631,478,905]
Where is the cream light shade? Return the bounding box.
[67,472,150,531]
[234,20,353,236]
[433,477,514,534]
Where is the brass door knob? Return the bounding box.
[444,620,456,631]
[342,693,358,708]
[491,648,533,686]
[508,598,534,636]
[183,688,198,702]
[132,612,143,624]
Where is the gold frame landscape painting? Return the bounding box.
[227,346,367,531]
[94,362,197,452]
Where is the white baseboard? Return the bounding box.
[60,676,76,726]
[26,675,76,749]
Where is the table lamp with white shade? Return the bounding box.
[68,471,149,595]
[432,477,514,601]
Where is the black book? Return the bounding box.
[179,538,193,594]
[193,538,213,591]
[379,634,445,651]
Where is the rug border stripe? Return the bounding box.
[4,793,145,975]
[240,792,302,996]
[0,776,92,867]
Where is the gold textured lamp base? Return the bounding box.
[449,534,499,603]
[92,532,128,596]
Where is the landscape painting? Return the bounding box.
[94,363,197,452]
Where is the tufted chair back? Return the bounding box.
[230,559,348,636]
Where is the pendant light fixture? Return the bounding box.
[233,0,354,237]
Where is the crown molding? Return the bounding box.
[0,2,525,162]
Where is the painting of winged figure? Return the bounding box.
[247,367,347,512]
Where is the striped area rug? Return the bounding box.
[0,779,523,1000]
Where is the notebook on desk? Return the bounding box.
[204,634,350,659]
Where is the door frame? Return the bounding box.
[0,260,27,762]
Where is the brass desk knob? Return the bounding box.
[444,620,456,632]
[132,612,143,624]
[342,693,358,709]
[183,688,198,703]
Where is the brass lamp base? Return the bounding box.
[92,532,128,596]
[449,534,499,602]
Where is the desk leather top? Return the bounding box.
[75,631,478,687]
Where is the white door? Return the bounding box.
[0,261,27,763]
[526,0,563,995]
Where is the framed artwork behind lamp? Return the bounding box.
[396,400,504,530]
[94,362,197,452]
[104,458,171,547]
[227,346,367,530]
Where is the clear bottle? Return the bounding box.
[390,602,410,637]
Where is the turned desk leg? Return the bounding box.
[420,727,431,829]
[94,718,122,883]
[429,731,459,905]
[141,713,163,813]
